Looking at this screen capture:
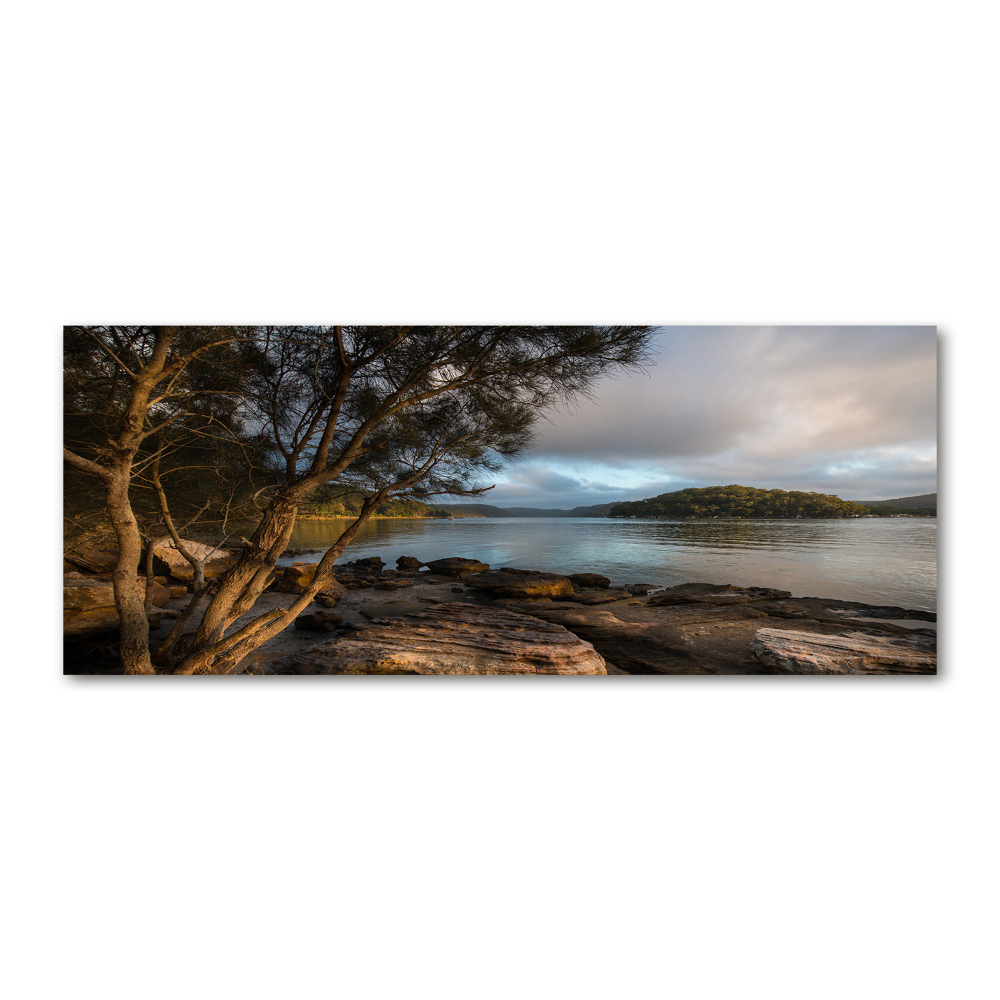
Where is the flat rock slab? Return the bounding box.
[358,600,429,619]
[750,597,936,623]
[502,604,753,674]
[269,603,607,675]
[465,568,575,599]
[64,577,170,616]
[63,579,116,610]
[424,557,490,576]
[63,606,122,637]
[503,597,934,675]
[649,583,792,606]
[750,628,936,674]
[566,591,634,606]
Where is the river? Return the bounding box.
[270,516,937,612]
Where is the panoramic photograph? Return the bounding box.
[63,325,937,676]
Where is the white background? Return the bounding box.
[3,2,997,998]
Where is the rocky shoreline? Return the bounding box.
[63,543,937,675]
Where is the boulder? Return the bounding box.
[649,583,792,606]
[750,627,936,674]
[269,603,607,675]
[374,579,413,590]
[294,611,343,633]
[151,538,237,582]
[568,573,611,589]
[314,591,342,608]
[396,556,424,572]
[424,557,490,577]
[135,577,171,608]
[351,556,385,575]
[276,563,345,597]
[465,567,574,599]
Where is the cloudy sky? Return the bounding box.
[483,327,937,508]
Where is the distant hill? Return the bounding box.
[434,503,615,518]
[852,493,936,508]
[608,485,871,519]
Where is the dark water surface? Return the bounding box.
[274,517,937,612]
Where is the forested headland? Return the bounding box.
[606,485,932,519]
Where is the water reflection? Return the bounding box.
[220,516,937,611]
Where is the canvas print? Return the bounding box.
[63,326,937,676]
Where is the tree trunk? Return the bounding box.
[106,470,155,674]
[188,492,303,648]
[170,496,380,675]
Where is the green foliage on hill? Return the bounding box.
[608,485,873,519]
[854,494,936,515]
[299,487,434,518]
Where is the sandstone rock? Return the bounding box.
[64,542,118,574]
[396,556,424,571]
[352,556,385,575]
[151,539,236,582]
[649,583,792,606]
[63,606,121,637]
[64,600,175,638]
[625,583,662,596]
[314,591,342,608]
[276,563,345,597]
[294,611,343,633]
[495,602,748,674]
[136,577,171,608]
[565,591,631,606]
[374,579,413,591]
[169,585,188,600]
[63,579,116,611]
[465,567,574,599]
[64,577,169,610]
[269,603,607,675]
[749,596,936,624]
[424,557,490,576]
[508,589,936,675]
[568,573,611,589]
[750,627,936,674]
[359,600,428,619]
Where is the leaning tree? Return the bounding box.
[64,326,654,674]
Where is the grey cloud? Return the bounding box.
[531,327,937,464]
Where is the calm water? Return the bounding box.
[275,517,937,612]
